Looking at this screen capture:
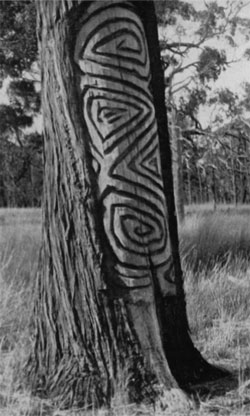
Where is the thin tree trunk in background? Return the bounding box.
[187,163,192,205]
[198,167,203,204]
[30,162,34,207]
[29,0,226,407]
[0,177,7,207]
[231,151,237,206]
[238,139,247,204]
[170,116,185,224]
[242,172,248,203]
[242,137,249,203]
[211,168,217,211]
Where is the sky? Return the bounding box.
[185,0,250,89]
[159,0,250,127]
[162,0,250,91]
[185,0,250,16]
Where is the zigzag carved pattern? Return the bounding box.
[75,1,175,292]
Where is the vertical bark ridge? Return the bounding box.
[29,0,161,407]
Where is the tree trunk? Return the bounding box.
[198,167,203,204]
[29,0,226,408]
[170,113,185,224]
[187,163,192,205]
[231,142,237,206]
[30,162,34,207]
[0,176,7,207]
[211,168,217,211]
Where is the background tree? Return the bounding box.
[155,0,250,220]
[0,0,42,207]
[177,82,250,207]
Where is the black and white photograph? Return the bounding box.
[1,1,250,414]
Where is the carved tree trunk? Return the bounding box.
[30,0,224,408]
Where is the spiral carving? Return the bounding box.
[75,1,175,292]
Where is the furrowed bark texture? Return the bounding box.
[30,0,148,407]
[30,0,177,407]
[29,0,225,408]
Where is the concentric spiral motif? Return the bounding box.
[75,1,175,293]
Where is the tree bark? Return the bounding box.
[174,127,185,223]
[169,112,185,224]
[186,162,192,206]
[198,167,203,204]
[28,0,226,408]
[139,3,226,385]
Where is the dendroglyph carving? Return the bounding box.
[74,1,176,294]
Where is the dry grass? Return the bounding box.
[180,209,250,272]
[1,206,250,415]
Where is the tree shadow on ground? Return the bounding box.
[188,366,250,402]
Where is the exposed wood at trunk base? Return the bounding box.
[158,297,229,387]
[140,0,229,390]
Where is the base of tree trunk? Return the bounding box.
[26,294,228,409]
[158,296,229,388]
[26,290,170,409]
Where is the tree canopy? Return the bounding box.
[155,0,250,210]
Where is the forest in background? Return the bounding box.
[1,0,250,212]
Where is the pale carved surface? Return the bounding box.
[75,1,176,294]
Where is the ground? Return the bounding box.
[0,204,250,415]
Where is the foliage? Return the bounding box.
[0,0,42,207]
[197,47,227,83]
[159,0,250,108]
[156,0,250,212]
[0,0,37,82]
[0,132,43,207]
[155,1,197,25]
[179,84,250,208]
[0,104,32,135]
[8,79,41,112]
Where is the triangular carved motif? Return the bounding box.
[94,30,142,58]
[110,135,162,189]
[84,88,151,154]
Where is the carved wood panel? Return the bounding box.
[75,1,175,294]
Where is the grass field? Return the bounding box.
[1,205,250,415]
